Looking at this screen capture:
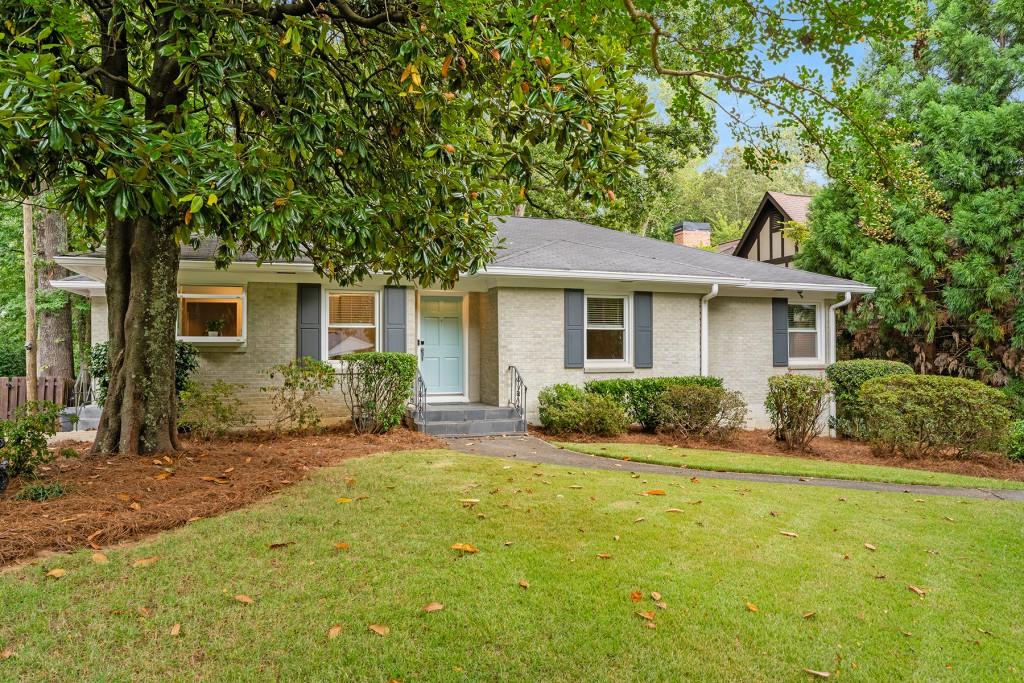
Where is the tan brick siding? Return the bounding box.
[477,289,499,405]
[90,296,108,345]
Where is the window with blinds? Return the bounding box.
[787,303,818,359]
[327,292,377,359]
[586,296,626,361]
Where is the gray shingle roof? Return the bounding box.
[488,216,870,291]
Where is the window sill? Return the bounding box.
[178,336,246,346]
[788,360,825,370]
[583,364,635,374]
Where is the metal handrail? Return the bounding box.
[508,365,527,430]
[412,368,428,428]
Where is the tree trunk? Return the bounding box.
[35,206,75,378]
[92,217,180,455]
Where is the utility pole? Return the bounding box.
[23,199,37,403]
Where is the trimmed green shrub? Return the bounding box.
[262,357,337,433]
[826,359,914,438]
[585,376,723,431]
[860,375,1012,459]
[15,481,67,501]
[1005,420,1024,462]
[537,383,586,429]
[0,401,62,479]
[654,385,747,441]
[179,380,255,440]
[90,341,200,405]
[765,375,830,450]
[337,352,418,434]
[538,383,628,435]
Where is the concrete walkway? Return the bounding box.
[445,435,1024,502]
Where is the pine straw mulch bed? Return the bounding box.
[531,426,1024,483]
[0,427,443,568]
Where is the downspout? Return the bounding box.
[827,291,852,436]
[699,283,720,376]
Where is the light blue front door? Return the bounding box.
[420,296,464,395]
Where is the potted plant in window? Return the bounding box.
[206,319,226,337]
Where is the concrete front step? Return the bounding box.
[410,402,527,436]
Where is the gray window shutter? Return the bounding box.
[634,291,653,368]
[564,289,584,368]
[297,283,322,361]
[383,286,407,352]
[772,297,789,367]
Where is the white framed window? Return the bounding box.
[787,302,823,363]
[325,291,379,361]
[177,285,246,342]
[585,294,630,367]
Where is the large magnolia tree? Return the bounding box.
[0,0,914,454]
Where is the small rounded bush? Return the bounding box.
[825,359,914,438]
[538,384,628,436]
[654,384,747,441]
[1004,420,1024,462]
[859,375,1012,459]
[764,374,830,450]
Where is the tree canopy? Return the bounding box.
[798,0,1024,386]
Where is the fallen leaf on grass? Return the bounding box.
[133,557,159,568]
[334,542,350,551]
[138,606,152,618]
[368,624,390,636]
[654,601,667,610]
[630,591,643,603]
[803,669,830,678]
[451,543,479,554]
[643,490,666,496]
[169,623,181,637]
[268,541,295,550]
[803,611,816,619]
[328,624,343,639]
[650,591,662,601]
[518,580,530,589]
[234,594,254,605]
[596,553,612,559]
[1,648,14,660]
[636,611,655,621]
[908,585,927,597]
[780,531,799,538]
[91,552,108,564]
[460,499,480,507]
[746,602,759,612]
[864,543,877,551]
[45,568,67,578]
[336,497,353,504]
[665,508,684,513]
[633,517,646,523]
[423,602,444,613]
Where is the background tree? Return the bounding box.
[0,0,915,454]
[798,0,1024,390]
[34,202,75,378]
[0,204,26,377]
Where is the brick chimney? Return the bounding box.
[673,221,711,248]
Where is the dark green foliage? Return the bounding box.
[798,0,1024,386]
[585,376,723,431]
[90,341,199,406]
[262,358,337,433]
[178,380,254,440]
[338,352,418,434]
[0,401,61,479]
[15,480,67,501]
[764,375,830,450]
[1004,379,1024,419]
[1005,421,1024,462]
[653,385,747,441]
[537,385,628,436]
[826,359,914,438]
[860,375,1012,459]
[0,345,25,377]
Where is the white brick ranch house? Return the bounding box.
[53,216,871,435]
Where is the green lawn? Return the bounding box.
[2,449,1023,681]
[556,442,1024,490]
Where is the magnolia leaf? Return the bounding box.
[654,601,668,610]
[519,580,530,589]
[643,490,666,496]
[0,648,14,660]
[665,508,684,513]
[423,602,444,613]
[132,557,159,568]
[864,543,877,551]
[780,531,799,538]
[368,624,390,636]
[650,592,662,601]
[334,542,350,551]
[803,669,830,678]
[636,610,655,621]
[746,602,759,612]
[803,611,816,619]
[336,497,353,504]
[451,543,479,554]
[328,624,343,639]
[45,568,67,578]
[268,541,295,550]
[596,553,612,559]
[630,591,643,603]
[91,552,108,564]
[908,585,927,596]
[234,594,254,605]
[169,623,181,637]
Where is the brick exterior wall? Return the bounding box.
[494,287,701,421]
[90,296,108,345]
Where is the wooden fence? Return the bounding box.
[0,377,74,421]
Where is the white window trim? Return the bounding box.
[322,289,382,366]
[176,286,247,344]
[584,293,632,370]
[787,300,825,367]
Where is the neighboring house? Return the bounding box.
[53,216,869,435]
[731,191,811,268]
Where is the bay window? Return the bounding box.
[327,292,378,360]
